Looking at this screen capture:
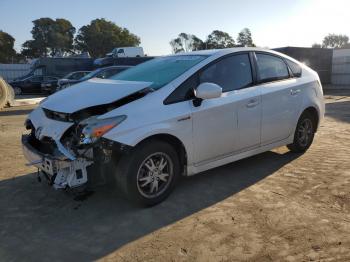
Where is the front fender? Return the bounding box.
[103,120,194,165]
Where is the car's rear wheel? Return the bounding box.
[115,140,180,206]
[287,112,316,153]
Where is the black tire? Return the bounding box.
[0,78,9,109]
[114,139,180,206]
[6,83,15,106]
[287,112,316,153]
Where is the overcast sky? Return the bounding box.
[0,0,349,55]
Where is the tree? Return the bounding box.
[0,31,17,63]
[312,43,322,48]
[170,33,204,53]
[21,18,76,58]
[205,30,235,49]
[322,34,349,48]
[50,18,76,56]
[170,38,184,53]
[192,35,205,51]
[75,18,140,58]
[237,28,255,47]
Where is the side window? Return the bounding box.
[31,76,43,82]
[105,68,124,78]
[256,54,289,83]
[199,54,253,92]
[285,59,302,77]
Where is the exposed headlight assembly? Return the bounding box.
[79,115,126,145]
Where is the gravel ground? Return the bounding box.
[0,90,349,261]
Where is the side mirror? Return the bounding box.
[195,82,222,100]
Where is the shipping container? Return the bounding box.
[332,49,350,86]
[0,64,31,81]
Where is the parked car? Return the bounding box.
[41,77,61,94]
[106,47,144,58]
[22,48,324,206]
[56,71,91,92]
[57,66,132,90]
[10,75,59,95]
[61,71,91,81]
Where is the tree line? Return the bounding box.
[170,28,255,53]
[312,34,350,49]
[1,17,350,63]
[0,18,140,62]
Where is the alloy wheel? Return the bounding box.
[136,152,174,198]
[297,118,313,147]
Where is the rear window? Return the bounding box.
[256,54,289,83]
[286,59,302,77]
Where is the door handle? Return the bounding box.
[290,89,301,96]
[246,99,259,108]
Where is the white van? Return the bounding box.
[107,47,144,58]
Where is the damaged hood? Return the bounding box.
[41,78,152,113]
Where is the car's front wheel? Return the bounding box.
[287,112,316,153]
[115,140,180,206]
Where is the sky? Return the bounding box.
[0,0,349,56]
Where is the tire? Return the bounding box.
[6,83,15,106]
[287,112,316,153]
[114,139,180,206]
[0,78,9,109]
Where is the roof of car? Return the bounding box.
[101,65,133,70]
[172,47,277,56]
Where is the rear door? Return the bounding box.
[255,53,302,145]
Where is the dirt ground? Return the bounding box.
[0,90,350,262]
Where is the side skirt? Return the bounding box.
[186,136,294,176]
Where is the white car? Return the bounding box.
[22,48,325,206]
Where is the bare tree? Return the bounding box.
[322,34,349,48]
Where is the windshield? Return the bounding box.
[110,55,208,89]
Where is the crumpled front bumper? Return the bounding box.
[22,135,93,189]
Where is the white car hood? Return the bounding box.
[41,78,152,113]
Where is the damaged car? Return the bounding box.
[22,48,325,206]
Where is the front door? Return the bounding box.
[191,53,261,165]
